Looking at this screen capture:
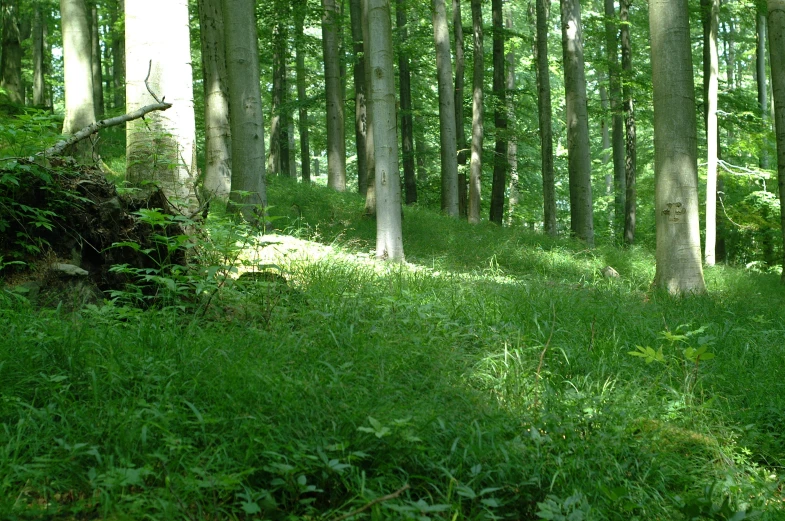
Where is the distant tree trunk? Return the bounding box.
[505,6,518,225]
[1,0,25,104]
[90,3,104,116]
[453,0,468,217]
[288,109,297,177]
[560,0,594,244]
[650,0,706,294]
[489,0,506,225]
[222,0,267,218]
[61,0,96,161]
[767,0,785,282]
[536,0,556,236]
[703,0,719,265]
[368,0,404,261]
[295,0,311,183]
[269,0,290,177]
[432,0,459,217]
[350,0,367,193]
[468,0,483,224]
[397,0,416,204]
[415,116,428,182]
[322,0,347,191]
[197,0,232,201]
[32,3,45,107]
[621,0,636,245]
[604,0,625,235]
[600,82,612,198]
[758,13,770,169]
[362,0,376,215]
[111,0,125,109]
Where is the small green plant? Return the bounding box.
[536,492,592,521]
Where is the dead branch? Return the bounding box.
[330,484,410,521]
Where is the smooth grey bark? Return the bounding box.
[61,0,96,161]
[197,0,232,200]
[90,3,104,116]
[368,0,404,261]
[650,0,707,294]
[295,0,311,183]
[269,0,290,177]
[767,0,785,281]
[397,0,416,204]
[322,0,347,191]
[350,0,368,193]
[111,0,125,109]
[758,13,770,169]
[536,0,556,236]
[489,0,506,225]
[362,0,376,214]
[620,0,636,245]
[1,0,25,104]
[32,4,45,107]
[505,6,517,225]
[604,0,625,233]
[560,0,594,245]
[703,0,719,265]
[453,0,468,217]
[432,0,459,217]
[221,0,267,218]
[468,0,483,224]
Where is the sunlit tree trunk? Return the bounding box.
[489,0,506,225]
[650,0,707,294]
[90,3,104,116]
[126,0,197,211]
[468,0,483,224]
[197,0,232,201]
[767,0,785,282]
[322,0,347,191]
[432,0,459,217]
[397,0,416,204]
[604,0,625,235]
[758,13,770,169]
[1,0,25,104]
[32,3,46,107]
[560,0,594,244]
[368,0,404,261]
[61,0,96,161]
[295,0,311,183]
[536,0,556,236]
[453,0,468,217]
[703,0,719,266]
[350,0,367,193]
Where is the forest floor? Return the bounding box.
[1,175,784,520]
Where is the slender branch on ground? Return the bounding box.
[330,484,410,521]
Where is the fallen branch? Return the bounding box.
[40,101,172,157]
[330,484,410,521]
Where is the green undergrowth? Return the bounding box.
[1,176,784,520]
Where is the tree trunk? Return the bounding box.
[650,0,707,294]
[767,0,785,282]
[61,0,96,161]
[397,0,417,204]
[432,0,459,217]
[536,0,556,236]
[32,3,45,107]
[90,3,104,116]
[453,0,468,217]
[703,0,719,266]
[600,82,611,198]
[322,0,347,191]
[468,0,483,224]
[362,0,376,215]
[560,0,594,244]
[489,0,506,225]
[126,0,198,212]
[221,0,267,218]
[197,0,232,201]
[288,108,297,177]
[1,0,25,104]
[604,0,625,236]
[505,6,517,226]
[295,0,311,183]
[270,0,290,177]
[349,0,367,193]
[111,0,125,109]
[758,13,770,169]
[368,0,404,261]
[620,0,636,245]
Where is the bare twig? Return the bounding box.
[330,484,410,521]
[145,60,164,104]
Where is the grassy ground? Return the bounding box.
[1,175,784,520]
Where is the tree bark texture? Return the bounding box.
[505,6,517,225]
[758,13,770,169]
[621,0,636,245]
[322,0,347,191]
[90,3,104,116]
[432,0,459,217]
[350,0,367,193]
[397,0,416,205]
[560,0,594,244]
[368,0,404,261]
[453,0,468,217]
[767,0,785,281]
[295,0,311,183]
[197,0,232,201]
[270,0,290,177]
[1,0,25,104]
[703,0,719,265]
[536,0,556,236]
[468,0,483,224]
[32,4,45,107]
[362,0,376,215]
[61,0,96,161]
[111,0,125,109]
[488,0,507,225]
[650,0,707,294]
[604,0,625,234]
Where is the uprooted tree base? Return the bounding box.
[0,157,187,304]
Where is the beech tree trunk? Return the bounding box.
[322,0,347,191]
[368,0,404,261]
[397,0,416,204]
[111,0,125,109]
[61,0,96,161]
[270,0,290,177]
[90,3,104,116]
[758,13,770,169]
[767,0,785,282]
[560,0,594,244]
[621,0,636,245]
[222,0,267,218]
[295,0,311,183]
[197,0,232,200]
[505,7,517,225]
[362,0,376,215]
[468,0,483,224]
[536,0,556,236]
[32,4,45,107]
[453,0,468,217]
[703,0,719,265]
[1,0,25,104]
[350,0,368,193]
[604,0,625,234]
[432,0,459,217]
[650,0,707,294]
[488,0,506,225]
